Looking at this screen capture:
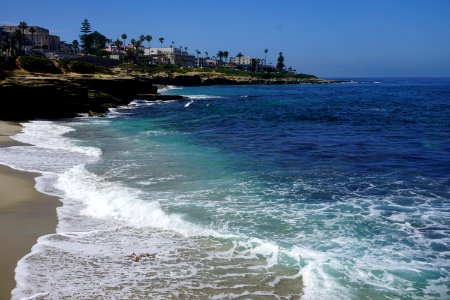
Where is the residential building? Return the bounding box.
[230,56,254,66]
[144,47,195,67]
[230,55,260,71]
[0,25,60,52]
[58,41,72,54]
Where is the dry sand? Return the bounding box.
[0,121,60,300]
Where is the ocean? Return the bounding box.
[1,78,449,299]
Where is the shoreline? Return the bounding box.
[0,121,60,300]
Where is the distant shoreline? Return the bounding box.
[0,74,346,121]
[0,56,348,120]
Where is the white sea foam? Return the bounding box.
[158,85,183,93]
[185,95,224,100]
[12,121,101,157]
[54,165,212,236]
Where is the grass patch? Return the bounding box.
[213,68,316,79]
[18,56,62,74]
[59,59,100,74]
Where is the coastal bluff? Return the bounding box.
[0,76,170,119]
[0,74,341,120]
[0,56,344,120]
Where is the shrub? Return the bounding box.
[18,56,62,74]
[294,73,317,79]
[60,59,99,74]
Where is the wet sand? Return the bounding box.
[0,121,59,300]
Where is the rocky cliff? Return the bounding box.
[0,76,159,120]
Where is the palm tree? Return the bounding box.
[121,34,127,51]
[264,49,268,65]
[216,51,224,64]
[114,39,122,53]
[205,51,208,58]
[139,35,145,43]
[12,29,23,52]
[171,41,175,48]
[18,21,28,35]
[223,51,229,63]
[130,38,136,49]
[184,46,188,54]
[145,35,152,48]
[28,27,36,50]
[195,49,201,67]
[159,37,164,48]
[18,21,28,52]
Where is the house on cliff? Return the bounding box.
[0,25,61,53]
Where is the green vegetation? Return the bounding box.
[79,19,109,56]
[18,56,62,73]
[59,59,99,74]
[213,67,316,80]
[1,19,319,82]
[276,52,285,72]
[79,18,92,53]
[118,63,189,74]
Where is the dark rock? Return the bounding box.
[87,111,108,117]
[0,77,159,120]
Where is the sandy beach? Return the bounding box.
[0,121,59,300]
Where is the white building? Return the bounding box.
[144,47,195,67]
[230,56,254,66]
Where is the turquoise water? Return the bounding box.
[3,79,449,299]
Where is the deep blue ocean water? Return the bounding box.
[2,78,449,299]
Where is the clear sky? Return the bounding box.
[1,0,450,77]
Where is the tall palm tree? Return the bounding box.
[264,49,268,65]
[135,40,142,51]
[114,39,122,53]
[145,35,152,48]
[18,21,28,52]
[28,27,36,50]
[184,46,188,54]
[18,21,28,35]
[223,51,229,63]
[205,51,208,57]
[195,49,201,67]
[159,37,164,48]
[171,41,174,48]
[121,34,127,50]
[217,51,224,64]
[139,35,145,43]
[130,38,136,49]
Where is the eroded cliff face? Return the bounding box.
[0,77,158,120]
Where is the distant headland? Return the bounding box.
[0,19,345,120]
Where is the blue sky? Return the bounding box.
[1,0,450,77]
